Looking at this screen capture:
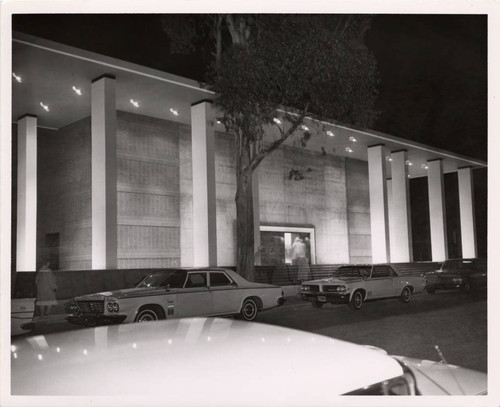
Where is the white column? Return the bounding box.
[16,114,38,271]
[91,75,117,269]
[390,150,413,262]
[252,168,261,266]
[387,179,395,258]
[367,144,390,263]
[427,159,448,261]
[191,100,217,267]
[458,167,477,258]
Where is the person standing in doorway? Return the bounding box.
[291,237,310,283]
[35,262,58,317]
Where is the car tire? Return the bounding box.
[240,298,259,321]
[399,286,412,303]
[134,306,166,323]
[426,286,436,294]
[312,301,324,309]
[348,291,364,310]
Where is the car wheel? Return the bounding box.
[399,286,412,303]
[134,306,165,323]
[461,280,471,293]
[240,298,259,321]
[348,291,363,310]
[426,286,436,294]
[312,301,324,309]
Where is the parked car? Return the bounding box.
[11,298,36,336]
[66,268,285,326]
[300,264,426,310]
[424,258,487,294]
[10,317,487,399]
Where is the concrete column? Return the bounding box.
[458,167,477,258]
[390,150,413,262]
[252,168,261,266]
[367,144,390,263]
[387,179,395,259]
[191,100,217,267]
[427,159,448,261]
[16,114,38,271]
[91,74,117,269]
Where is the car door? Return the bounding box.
[209,271,241,315]
[365,266,394,299]
[176,272,213,317]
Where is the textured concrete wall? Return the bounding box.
[116,111,181,268]
[259,146,350,264]
[345,157,372,263]
[37,118,92,270]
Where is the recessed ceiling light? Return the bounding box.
[12,73,22,83]
[386,156,392,162]
[345,147,353,153]
[349,136,357,142]
[72,86,82,96]
[40,102,49,112]
[326,130,334,137]
[169,108,179,116]
[216,120,222,124]
[273,118,282,125]
[130,99,140,108]
[405,160,413,166]
[421,164,429,170]
[301,125,309,131]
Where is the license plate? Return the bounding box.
[318,295,326,302]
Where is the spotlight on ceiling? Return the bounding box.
[421,164,429,170]
[169,108,179,116]
[273,118,282,125]
[386,156,392,162]
[40,102,50,112]
[345,147,353,153]
[301,125,309,131]
[405,160,413,166]
[349,136,357,142]
[72,86,82,96]
[130,99,140,108]
[12,73,22,83]
[326,130,334,137]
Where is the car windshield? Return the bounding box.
[336,267,370,278]
[136,270,187,288]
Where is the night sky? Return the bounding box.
[13,13,487,162]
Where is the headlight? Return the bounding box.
[301,286,311,292]
[337,285,347,293]
[452,277,463,283]
[106,302,120,312]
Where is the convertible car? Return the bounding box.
[66,268,285,326]
[10,318,487,400]
[300,264,426,310]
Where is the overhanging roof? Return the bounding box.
[11,31,486,179]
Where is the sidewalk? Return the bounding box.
[32,285,302,326]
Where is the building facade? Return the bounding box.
[10,32,487,273]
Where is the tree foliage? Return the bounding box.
[161,14,379,280]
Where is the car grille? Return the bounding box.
[305,285,320,292]
[75,300,104,314]
[323,285,342,293]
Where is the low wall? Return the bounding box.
[12,262,440,302]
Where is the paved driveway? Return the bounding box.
[256,289,487,372]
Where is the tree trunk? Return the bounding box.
[235,169,255,281]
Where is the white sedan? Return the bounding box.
[66,268,285,325]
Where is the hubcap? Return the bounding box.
[355,294,362,307]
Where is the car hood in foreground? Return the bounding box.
[11,318,403,402]
[394,355,487,395]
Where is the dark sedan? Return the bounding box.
[424,258,486,294]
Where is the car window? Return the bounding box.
[136,270,177,288]
[336,267,360,278]
[161,270,187,288]
[371,266,391,278]
[184,272,207,288]
[210,272,233,287]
